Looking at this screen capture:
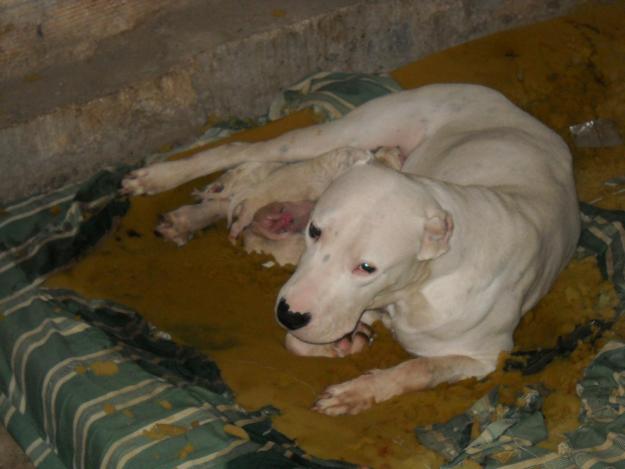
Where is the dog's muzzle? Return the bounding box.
[276,298,311,330]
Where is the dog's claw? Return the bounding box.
[313,370,383,416]
[120,171,147,196]
[121,164,179,196]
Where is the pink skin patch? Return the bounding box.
[398,151,408,167]
[209,183,224,193]
[250,201,314,240]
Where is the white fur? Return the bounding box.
[122,84,580,415]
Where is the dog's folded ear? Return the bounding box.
[417,211,454,261]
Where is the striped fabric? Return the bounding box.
[0,165,357,468]
[0,286,339,468]
[486,340,625,469]
[0,71,403,469]
[267,71,402,121]
[415,203,625,468]
[5,70,625,468]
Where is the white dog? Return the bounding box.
[122,84,580,415]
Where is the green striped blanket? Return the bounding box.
[3,71,625,468]
[0,72,398,469]
[414,207,625,469]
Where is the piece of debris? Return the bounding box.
[159,400,173,411]
[143,423,188,440]
[262,261,275,269]
[178,443,194,460]
[604,176,625,187]
[150,326,172,341]
[90,361,119,376]
[569,118,623,148]
[103,403,116,415]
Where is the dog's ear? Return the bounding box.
[417,211,454,261]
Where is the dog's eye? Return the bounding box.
[354,262,377,275]
[308,222,321,240]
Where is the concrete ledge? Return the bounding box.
[0,0,579,203]
[0,425,33,469]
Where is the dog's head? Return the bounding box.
[275,164,453,344]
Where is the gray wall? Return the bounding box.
[0,0,579,203]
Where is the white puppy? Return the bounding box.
[122,84,580,415]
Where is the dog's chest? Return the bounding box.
[384,304,449,356]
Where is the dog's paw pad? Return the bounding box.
[312,379,375,416]
[121,169,150,195]
[120,164,177,196]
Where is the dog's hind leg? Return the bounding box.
[122,92,427,196]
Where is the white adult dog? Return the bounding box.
[122,84,580,415]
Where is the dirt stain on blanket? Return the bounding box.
[89,361,119,376]
[46,3,625,467]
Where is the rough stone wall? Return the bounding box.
[0,0,171,81]
[0,0,580,203]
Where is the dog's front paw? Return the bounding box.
[155,212,193,246]
[121,164,178,196]
[312,370,383,416]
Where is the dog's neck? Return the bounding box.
[366,177,497,317]
[368,257,431,309]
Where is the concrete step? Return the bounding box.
[0,425,34,469]
[0,0,578,203]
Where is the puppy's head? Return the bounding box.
[275,164,453,344]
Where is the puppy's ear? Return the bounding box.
[417,211,453,261]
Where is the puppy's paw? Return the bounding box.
[192,182,226,202]
[332,323,374,357]
[121,164,177,196]
[155,212,193,246]
[228,202,255,241]
[312,371,383,416]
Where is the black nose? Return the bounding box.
[276,298,311,330]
